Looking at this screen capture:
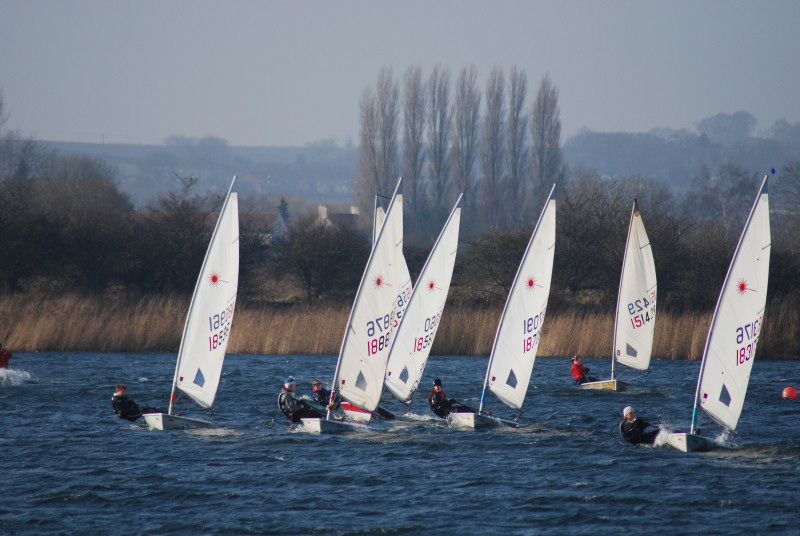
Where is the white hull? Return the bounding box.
[662,432,716,452]
[580,379,630,391]
[447,411,519,429]
[299,417,367,434]
[142,413,213,431]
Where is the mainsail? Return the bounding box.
[170,177,239,411]
[384,195,463,402]
[690,174,771,433]
[612,200,657,376]
[330,179,406,412]
[480,185,556,411]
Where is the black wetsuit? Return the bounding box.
[427,390,452,418]
[278,389,325,423]
[112,394,143,421]
[112,394,160,422]
[312,387,341,410]
[427,389,474,419]
[620,417,659,444]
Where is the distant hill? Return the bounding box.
[564,121,799,189]
[43,140,359,208]
[44,113,799,207]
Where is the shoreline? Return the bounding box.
[1,292,797,359]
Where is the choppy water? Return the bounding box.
[1,352,799,535]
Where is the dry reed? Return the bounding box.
[0,292,797,359]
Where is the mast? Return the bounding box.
[611,200,638,382]
[689,173,770,434]
[168,175,237,415]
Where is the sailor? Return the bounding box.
[311,379,341,410]
[571,356,598,384]
[0,343,11,369]
[111,384,160,422]
[278,376,325,423]
[619,406,660,445]
[427,378,467,418]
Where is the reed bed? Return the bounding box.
[0,292,797,359]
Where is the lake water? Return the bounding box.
[2,352,799,535]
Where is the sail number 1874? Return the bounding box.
[522,312,545,354]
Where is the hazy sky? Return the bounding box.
[2,1,799,147]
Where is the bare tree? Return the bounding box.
[480,66,506,230]
[530,74,563,198]
[451,65,481,213]
[402,65,427,220]
[426,65,452,219]
[376,67,400,195]
[355,68,400,218]
[505,66,528,225]
[355,86,380,216]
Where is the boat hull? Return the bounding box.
[299,418,367,434]
[662,432,715,452]
[342,403,372,422]
[447,411,519,429]
[580,379,630,391]
[142,413,213,430]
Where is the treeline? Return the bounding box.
[3,87,800,333]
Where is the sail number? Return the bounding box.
[522,312,545,354]
[208,303,235,350]
[394,284,413,328]
[367,313,394,356]
[413,312,442,353]
[735,317,761,366]
[628,291,656,330]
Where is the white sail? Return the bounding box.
[374,195,413,336]
[691,175,770,432]
[613,200,657,373]
[332,179,406,412]
[171,177,239,410]
[384,195,463,402]
[481,185,556,411]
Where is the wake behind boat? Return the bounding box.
[661,172,772,452]
[581,199,656,392]
[143,176,240,431]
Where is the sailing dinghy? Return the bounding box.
[581,200,656,391]
[340,193,413,422]
[143,176,240,430]
[384,195,463,405]
[301,179,406,433]
[449,185,556,429]
[662,173,771,452]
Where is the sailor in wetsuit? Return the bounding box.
[278,376,325,423]
[427,378,475,418]
[111,384,160,422]
[619,406,660,444]
[311,379,341,410]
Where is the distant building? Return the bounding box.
[317,204,360,229]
